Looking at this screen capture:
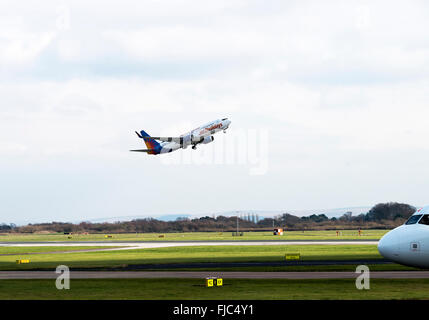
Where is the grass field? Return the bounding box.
[0,230,388,242]
[0,246,120,255]
[1,278,428,300]
[1,230,422,300]
[0,244,408,272]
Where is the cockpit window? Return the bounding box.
[405,214,422,225]
[419,214,429,225]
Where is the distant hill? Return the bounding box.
[287,207,372,219]
[86,214,192,223]
[81,207,372,224]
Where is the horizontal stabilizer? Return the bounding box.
[130,149,155,152]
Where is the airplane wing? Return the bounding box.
[130,149,156,152]
[144,136,184,143]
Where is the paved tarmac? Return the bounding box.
[73,259,391,271]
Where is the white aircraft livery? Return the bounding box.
[378,206,429,268]
[130,118,231,155]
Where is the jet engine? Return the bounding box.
[201,136,214,144]
[191,134,204,143]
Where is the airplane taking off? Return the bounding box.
[378,206,429,268]
[130,118,231,155]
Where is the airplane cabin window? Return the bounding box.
[405,215,422,225]
[418,215,429,225]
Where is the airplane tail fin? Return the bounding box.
[136,130,161,150]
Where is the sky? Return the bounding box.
[1,0,429,224]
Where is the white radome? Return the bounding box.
[378,206,429,268]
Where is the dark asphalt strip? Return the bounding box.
[67,259,392,271]
[1,271,428,279]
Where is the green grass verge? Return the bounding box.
[138,264,418,272]
[0,246,120,255]
[0,245,382,271]
[1,278,429,300]
[0,230,387,242]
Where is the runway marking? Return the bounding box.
[0,271,427,279]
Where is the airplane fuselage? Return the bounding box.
[132,118,231,155]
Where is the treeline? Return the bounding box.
[0,223,16,231]
[270,202,415,230]
[4,202,416,234]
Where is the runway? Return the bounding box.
[0,271,427,279]
[0,240,378,250]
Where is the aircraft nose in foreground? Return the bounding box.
[378,228,399,260]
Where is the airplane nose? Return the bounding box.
[378,229,399,260]
[377,237,392,258]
